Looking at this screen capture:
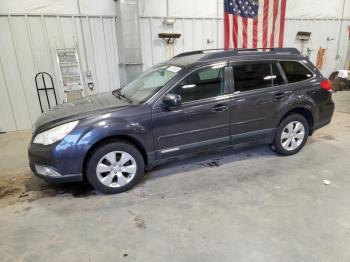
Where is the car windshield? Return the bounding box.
[114,65,182,103]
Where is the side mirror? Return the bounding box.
[162,93,182,107]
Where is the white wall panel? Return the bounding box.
[284,18,349,77]
[89,17,113,93]
[286,0,349,19]
[140,17,224,70]
[337,21,350,69]
[103,18,121,90]
[0,58,17,131]
[0,15,121,132]
[11,17,42,123]
[0,0,116,16]
[139,0,222,18]
[138,0,349,19]
[217,18,224,48]
[79,0,116,16]
[168,0,220,18]
[139,18,153,69]
[138,0,167,17]
[140,15,348,78]
[0,16,33,130]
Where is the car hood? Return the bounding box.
[35,91,133,133]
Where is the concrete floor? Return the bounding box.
[0,92,350,262]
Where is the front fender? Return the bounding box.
[53,109,153,174]
[75,114,154,154]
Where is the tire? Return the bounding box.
[86,140,144,194]
[272,114,309,156]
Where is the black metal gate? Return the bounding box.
[35,72,58,113]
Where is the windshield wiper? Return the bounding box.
[113,89,133,104]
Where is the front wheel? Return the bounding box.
[272,114,309,156]
[86,141,144,194]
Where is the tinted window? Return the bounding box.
[233,63,272,92]
[271,63,285,86]
[280,61,313,83]
[172,65,225,102]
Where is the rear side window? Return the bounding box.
[233,63,272,92]
[279,61,313,83]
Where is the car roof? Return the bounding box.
[167,48,304,68]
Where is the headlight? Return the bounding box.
[33,121,79,145]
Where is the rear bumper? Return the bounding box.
[312,99,335,133]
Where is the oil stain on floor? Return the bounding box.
[0,168,96,206]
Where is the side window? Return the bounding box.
[198,68,220,81]
[279,61,313,83]
[271,63,285,86]
[171,65,225,103]
[233,63,272,92]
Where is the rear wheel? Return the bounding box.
[272,114,309,156]
[86,141,144,194]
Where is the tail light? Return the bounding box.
[320,79,332,92]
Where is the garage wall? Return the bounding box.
[139,0,223,70]
[1,0,349,132]
[139,15,349,77]
[139,17,224,69]
[0,14,121,132]
[138,0,350,77]
[284,18,350,77]
[0,0,117,16]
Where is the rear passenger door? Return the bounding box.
[229,61,289,144]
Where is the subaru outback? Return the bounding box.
[28,48,334,194]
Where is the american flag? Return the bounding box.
[224,0,287,49]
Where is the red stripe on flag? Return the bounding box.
[242,17,248,48]
[224,12,230,49]
[233,16,238,48]
[269,0,279,47]
[253,17,258,48]
[278,0,287,47]
[262,0,269,48]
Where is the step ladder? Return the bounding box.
[56,47,84,102]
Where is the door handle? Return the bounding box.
[212,104,229,112]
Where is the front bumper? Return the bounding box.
[29,162,82,183]
[28,139,85,183]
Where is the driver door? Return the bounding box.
[151,63,231,159]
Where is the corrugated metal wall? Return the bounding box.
[1,12,349,132]
[139,17,350,77]
[139,16,224,70]
[284,18,350,77]
[0,14,121,132]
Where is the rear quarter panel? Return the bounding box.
[273,60,334,131]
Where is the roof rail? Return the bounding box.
[173,50,205,58]
[235,48,300,54]
[173,47,300,59]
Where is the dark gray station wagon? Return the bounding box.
[28,48,334,194]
